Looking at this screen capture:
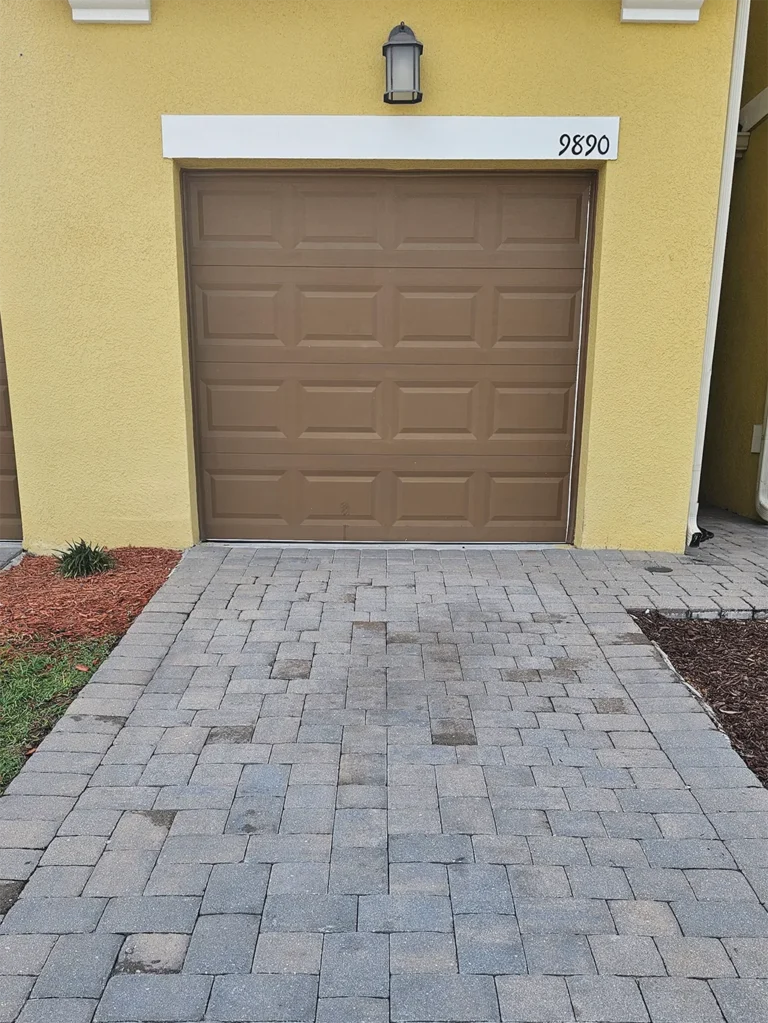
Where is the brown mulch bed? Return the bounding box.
[633,611,768,786]
[0,547,181,652]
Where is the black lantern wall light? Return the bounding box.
[383,23,423,104]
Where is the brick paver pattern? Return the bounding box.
[2,511,768,1022]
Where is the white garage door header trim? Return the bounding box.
[161,115,620,162]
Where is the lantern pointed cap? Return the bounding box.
[384,22,423,50]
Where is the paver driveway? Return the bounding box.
[2,511,768,1023]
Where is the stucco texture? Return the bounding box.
[702,0,768,521]
[0,0,736,552]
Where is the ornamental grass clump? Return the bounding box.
[55,539,116,579]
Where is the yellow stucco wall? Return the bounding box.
[702,0,768,520]
[0,0,736,552]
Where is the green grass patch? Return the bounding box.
[0,637,116,790]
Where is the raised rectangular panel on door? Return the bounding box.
[184,172,593,541]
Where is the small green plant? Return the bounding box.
[55,539,116,579]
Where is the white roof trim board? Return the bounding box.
[621,0,705,22]
[66,1,704,28]
[67,0,151,23]
[66,1,705,27]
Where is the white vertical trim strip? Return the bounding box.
[687,0,752,544]
[565,183,594,543]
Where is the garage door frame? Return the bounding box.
[181,169,597,545]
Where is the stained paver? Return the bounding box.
[1,510,768,1021]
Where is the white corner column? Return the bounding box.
[621,0,705,22]
[687,0,752,544]
[67,0,151,23]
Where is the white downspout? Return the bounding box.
[686,0,752,546]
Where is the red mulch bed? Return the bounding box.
[633,611,768,786]
[0,548,181,651]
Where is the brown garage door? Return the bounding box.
[184,172,592,542]
[0,322,22,541]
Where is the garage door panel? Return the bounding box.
[396,286,481,350]
[203,378,287,439]
[207,470,290,530]
[186,173,592,268]
[499,189,587,249]
[202,457,570,542]
[489,475,566,524]
[491,383,575,438]
[390,188,486,253]
[192,267,583,362]
[494,288,579,346]
[293,187,388,253]
[185,172,591,542]
[198,284,285,346]
[298,284,382,348]
[190,181,286,252]
[298,380,382,441]
[196,363,578,457]
[394,382,478,442]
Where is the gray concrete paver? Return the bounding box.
[2,511,768,1020]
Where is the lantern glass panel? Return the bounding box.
[391,46,415,95]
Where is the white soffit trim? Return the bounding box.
[621,0,705,22]
[161,115,620,161]
[740,86,768,132]
[68,0,151,23]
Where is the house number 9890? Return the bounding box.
[558,133,611,157]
